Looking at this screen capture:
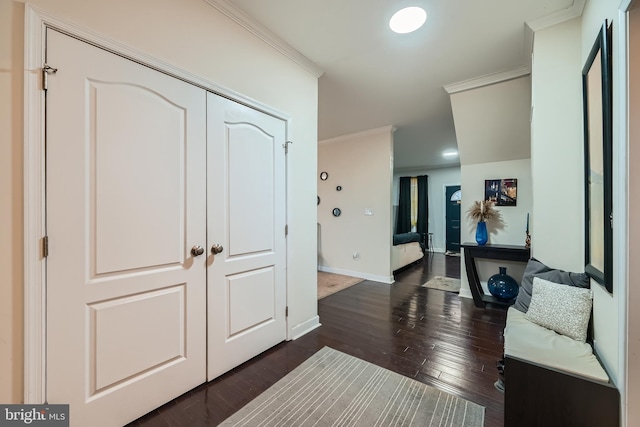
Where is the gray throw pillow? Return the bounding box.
[512,258,590,313]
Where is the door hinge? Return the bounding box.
[285,224,288,236]
[42,64,58,91]
[42,236,49,258]
[285,306,289,317]
[283,140,293,154]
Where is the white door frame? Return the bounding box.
[616,2,632,425]
[23,4,292,404]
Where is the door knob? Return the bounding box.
[191,245,205,257]
[211,244,224,254]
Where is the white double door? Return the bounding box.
[45,29,287,426]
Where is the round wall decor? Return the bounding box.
[317,196,320,205]
[332,208,341,217]
[320,171,328,181]
[336,186,342,191]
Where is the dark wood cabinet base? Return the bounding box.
[461,243,530,308]
[505,356,619,427]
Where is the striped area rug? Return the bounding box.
[220,347,484,427]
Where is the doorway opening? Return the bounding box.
[445,185,461,254]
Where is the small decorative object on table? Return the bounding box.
[488,266,519,301]
[525,213,531,248]
[467,200,498,246]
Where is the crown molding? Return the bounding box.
[318,125,396,145]
[203,0,324,78]
[393,164,460,175]
[523,0,585,83]
[444,0,585,95]
[443,66,530,95]
[526,0,586,32]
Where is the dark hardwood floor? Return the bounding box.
[127,253,507,427]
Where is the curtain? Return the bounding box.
[396,176,412,234]
[416,175,429,243]
[410,177,418,229]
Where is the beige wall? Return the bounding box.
[318,127,394,282]
[0,0,319,403]
[459,159,533,298]
[0,0,25,404]
[627,6,640,426]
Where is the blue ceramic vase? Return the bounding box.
[488,267,519,301]
[475,221,488,245]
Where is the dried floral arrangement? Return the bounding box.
[467,200,498,222]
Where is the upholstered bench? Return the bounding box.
[504,307,608,381]
[502,258,620,427]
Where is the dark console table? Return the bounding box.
[461,243,530,308]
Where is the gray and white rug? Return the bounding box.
[422,276,462,293]
[220,347,484,426]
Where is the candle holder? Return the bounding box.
[525,231,531,248]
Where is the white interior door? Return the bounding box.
[206,93,287,380]
[45,29,207,426]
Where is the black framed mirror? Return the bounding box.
[582,20,613,293]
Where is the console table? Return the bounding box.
[461,243,530,308]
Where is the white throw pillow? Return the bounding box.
[525,276,593,342]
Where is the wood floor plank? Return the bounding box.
[128,253,507,427]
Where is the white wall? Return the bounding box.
[581,2,637,425]
[532,0,624,385]
[459,159,533,298]
[579,0,624,391]
[448,74,533,299]
[531,18,584,272]
[533,2,635,423]
[0,0,318,403]
[627,7,640,424]
[318,127,394,283]
[393,167,461,252]
[451,76,531,166]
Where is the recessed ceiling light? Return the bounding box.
[389,7,427,34]
[442,150,458,158]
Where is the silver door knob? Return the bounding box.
[211,244,224,254]
[191,246,205,257]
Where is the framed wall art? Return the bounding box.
[484,179,517,206]
[582,20,613,293]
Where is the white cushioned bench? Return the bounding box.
[503,258,619,427]
[504,307,608,382]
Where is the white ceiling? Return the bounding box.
[221,0,577,170]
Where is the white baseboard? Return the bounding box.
[459,288,473,300]
[317,265,394,284]
[290,315,321,340]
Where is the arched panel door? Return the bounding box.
[206,94,287,380]
[45,29,207,426]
